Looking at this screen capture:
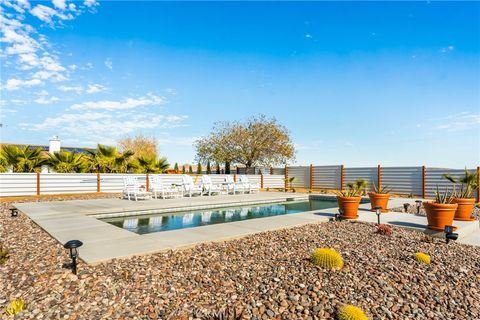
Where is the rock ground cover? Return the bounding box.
[1,196,479,319]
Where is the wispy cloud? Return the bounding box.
[431,112,480,131]
[440,45,455,53]
[34,90,60,104]
[70,94,166,111]
[86,83,107,94]
[104,58,113,70]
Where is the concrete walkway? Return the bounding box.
[14,193,479,264]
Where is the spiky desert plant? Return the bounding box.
[414,252,431,265]
[339,179,368,197]
[434,186,454,204]
[371,182,391,194]
[443,168,478,198]
[337,305,368,320]
[311,248,344,269]
[6,299,26,316]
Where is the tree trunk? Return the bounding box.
[225,161,231,174]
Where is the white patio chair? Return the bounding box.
[149,175,181,199]
[181,175,203,197]
[200,175,222,196]
[224,175,246,194]
[123,176,152,201]
[238,175,260,193]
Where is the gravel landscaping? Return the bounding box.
[1,197,479,319]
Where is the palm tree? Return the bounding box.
[443,169,478,198]
[0,145,47,172]
[48,151,87,173]
[136,155,169,174]
[85,144,135,173]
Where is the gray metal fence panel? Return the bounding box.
[272,168,285,175]
[344,167,378,192]
[425,168,477,199]
[263,175,285,188]
[381,167,422,196]
[312,166,342,189]
[287,166,310,188]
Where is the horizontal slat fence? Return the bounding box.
[425,168,477,199]
[0,166,478,199]
[312,165,342,190]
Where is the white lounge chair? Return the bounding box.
[238,175,260,193]
[200,175,222,195]
[123,176,152,201]
[181,175,203,197]
[224,175,246,194]
[149,175,181,199]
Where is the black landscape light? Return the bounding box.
[9,208,18,217]
[374,206,382,225]
[444,225,458,244]
[415,200,423,214]
[403,203,410,213]
[63,240,83,275]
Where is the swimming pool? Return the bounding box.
[101,199,338,234]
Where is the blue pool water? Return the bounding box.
[101,199,337,234]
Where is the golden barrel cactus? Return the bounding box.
[337,305,368,320]
[311,248,344,269]
[414,252,431,265]
[6,299,26,316]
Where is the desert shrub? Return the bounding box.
[311,248,344,270]
[337,305,368,320]
[0,245,9,265]
[375,224,393,236]
[414,252,431,265]
[6,299,26,316]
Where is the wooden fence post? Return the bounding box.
[422,166,426,198]
[309,164,313,190]
[377,165,382,189]
[146,173,150,191]
[284,166,288,190]
[36,172,40,196]
[233,174,237,182]
[340,164,344,191]
[477,166,480,202]
[96,172,101,192]
[260,174,264,189]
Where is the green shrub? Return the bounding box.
[311,248,343,269]
[337,305,368,320]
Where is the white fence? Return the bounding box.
[0,173,285,197]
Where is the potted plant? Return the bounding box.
[368,183,391,212]
[337,179,368,219]
[424,186,458,231]
[443,169,478,221]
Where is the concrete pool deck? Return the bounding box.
[14,192,479,264]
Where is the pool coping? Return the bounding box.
[14,193,479,264]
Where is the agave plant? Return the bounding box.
[434,186,455,204]
[47,151,87,173]
[338,179,368,197]
[372,182,391,194]
[442,168,478,198]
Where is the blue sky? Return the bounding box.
[1,0,479,168]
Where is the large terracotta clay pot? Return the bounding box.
[424,202,458,231]
[337,196,361,219]
[452,198,476,221]
[368,193,390,212]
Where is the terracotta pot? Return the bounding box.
[368,192,390,212]
[424,202,458,231]
[337,196,361,219]
[452,198,476,221]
